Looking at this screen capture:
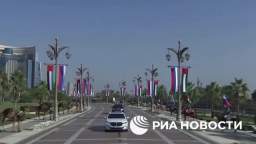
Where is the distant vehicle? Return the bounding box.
[105,112,129,131]
[112,104,124,112]
[166,102,177,114]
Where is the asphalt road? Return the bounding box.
[19,103,212,144]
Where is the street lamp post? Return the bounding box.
[86,71,93,107]
[76,64,87,112]
[105,84,110,104]
[46,38,71,121]
[134,75,142,107]
[145,65,158,112]
[119,80,126,105]
[166,40,190,121]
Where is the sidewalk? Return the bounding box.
[0,106,92,144]
[131,105,256,144]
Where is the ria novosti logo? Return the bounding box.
[130,115,242,136]
[129,115,150,135]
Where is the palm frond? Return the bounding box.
[180,47,189,55]
[146,68,151,72]
[167,48,178,55]
[58,46,69,54]
[48,44,56,54]
[152,68,158,74]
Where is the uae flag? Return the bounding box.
[106,89,109,97]
[139,85,142,97]
[134,85,138,96]
[47,65,54,91]
[154,80,159,96]
[89,83,94,96]
[85,80,90,95]
[147,80,153,96]
[123,87,126,96]
[120,87,122,96]
[182,68,188,92]
[146,80,150,96]
[82,79,86,96]
[90,84,94,96]
[72,85,76,97]
[76,79,81,96]
[120,87,126,96]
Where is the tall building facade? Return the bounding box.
[0,44,41,88]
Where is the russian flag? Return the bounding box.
[223,95,231,108]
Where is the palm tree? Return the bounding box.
[10,71,26,110]
[230,78,249,119]
[145,65,158,112]
[156,85,168,105]
[33,81,49,105]
[186,82,204,107]
[205,82,221,118]
[0,71,9,102]
[252,89,256,102]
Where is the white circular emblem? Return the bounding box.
[129,115,149,135]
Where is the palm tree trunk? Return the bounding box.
[1,91,4,102]
[211,103,214,118]
[1,92,4,103]
[237,94,240,120]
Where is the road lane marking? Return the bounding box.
[75,138,162,141]
[24,106,95,144]
[25,127,60,144]
[154,129,176,144]
[129,106,211,144]
[78,106,95,118]
[62,106,96,127]
[35,139,65,142]
[62,118,77,126]
[177,129,211,144]
[64,107,104,144]
[64,127,85,144]
[128,107,176,144]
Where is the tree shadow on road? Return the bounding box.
[88,125,105,132]
[208,131,256,142]
[88,125,127,133]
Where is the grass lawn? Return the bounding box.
[196,111,255,127]
[0,102,38,111]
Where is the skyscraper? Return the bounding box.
[0,44,41,88]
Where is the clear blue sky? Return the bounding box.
[0,0,255,92]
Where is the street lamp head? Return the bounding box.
[46,50,54,60]
[178,40,181,45]
[106,84,110,88]
[144,72,148,77]
[76,71,81,76]
[122,81,126,86]
[154,72,159,77]
[185,53,190,61]
[65,52,71,59]
[166,53,171,61]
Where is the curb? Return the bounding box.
[0,106,92,144]
[0,110,69,130]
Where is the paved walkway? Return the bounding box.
[0,107,92,144]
